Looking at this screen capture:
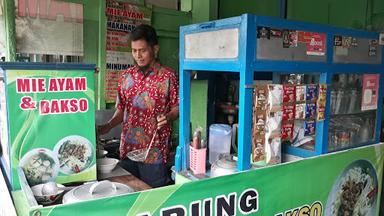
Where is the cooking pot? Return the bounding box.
[62,180,134,204]
[210,154,237,177]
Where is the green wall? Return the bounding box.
[219,0,279,18]
[218,0,384,31]
[287,0,370,29]
[372,0,384,31]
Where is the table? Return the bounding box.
[98,164,151,191]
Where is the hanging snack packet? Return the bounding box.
[266,111,282,135]
[281,122,294,141]
[305,103,317,119]
[255,111,267,135]
[265,137,281,165]
[317,84,327,105]
[317,106,325,121]
[268,84,282,109]
[295,103,306,119]
[282,104,295,121]
[252,137,265,163]
[255,86,268,110]
[306,84,318,101]
[296,85,306,102]
[283,85,296,103]
[304,120,316,136]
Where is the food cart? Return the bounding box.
[1,14,383,215]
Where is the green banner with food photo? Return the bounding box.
[6,69,96,190]
[14,143,383,216]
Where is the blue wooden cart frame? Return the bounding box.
[176,14,384,172]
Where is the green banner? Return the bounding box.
[6,69,96,190]
[14,143,383,216]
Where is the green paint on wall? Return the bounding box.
[372,13,384,31]
[219,0,279,19]
[191,0,218,23]
[373,0,384,14]
[329,0,368,29]
[287,0,371,30]
[287,0,329,24]
[191,80,208,139]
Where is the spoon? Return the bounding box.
[41,181,77,194]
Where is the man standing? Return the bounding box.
[98,24,179,187]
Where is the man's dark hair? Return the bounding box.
[130,24,158,47]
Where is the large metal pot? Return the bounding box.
[62,180,134,204]
[210,154,237,177]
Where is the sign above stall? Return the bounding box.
[104,0,151,103]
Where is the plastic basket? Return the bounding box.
[189,145,206,175]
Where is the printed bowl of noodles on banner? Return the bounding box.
[325,159,378,216]
[54,135,94,175]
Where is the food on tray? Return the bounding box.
[20,149,59,186]
[55,136,93,174]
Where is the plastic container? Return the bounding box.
[189,146,206,175]
[208,124,232,164]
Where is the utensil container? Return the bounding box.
[189,145,206,175]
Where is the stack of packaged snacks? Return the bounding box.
[252,83,327,162]
[317,84,327,120]
[290,84,319,148]
[281,85,296,142]
[252,85,282,165]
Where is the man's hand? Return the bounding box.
[156,114,168,129]
[97,123,111,135]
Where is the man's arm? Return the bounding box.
[97,108,124,135]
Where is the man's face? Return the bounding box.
[131,39,156,67]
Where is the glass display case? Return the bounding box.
[176,14,384,173]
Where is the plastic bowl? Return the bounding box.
[97,150,108,158]
[97,158,119,173]
[31,183,65,205]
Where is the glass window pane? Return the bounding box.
[15,0,83,62]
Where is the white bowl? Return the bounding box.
[97,158,119,173]
[97,150,108,158]
[31,183,65,205]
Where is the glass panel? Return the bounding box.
[257,29,327,62]
[332,36,381,64]
[0,0,5,61]
[14,0,83,62]
[328,73,377,151]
